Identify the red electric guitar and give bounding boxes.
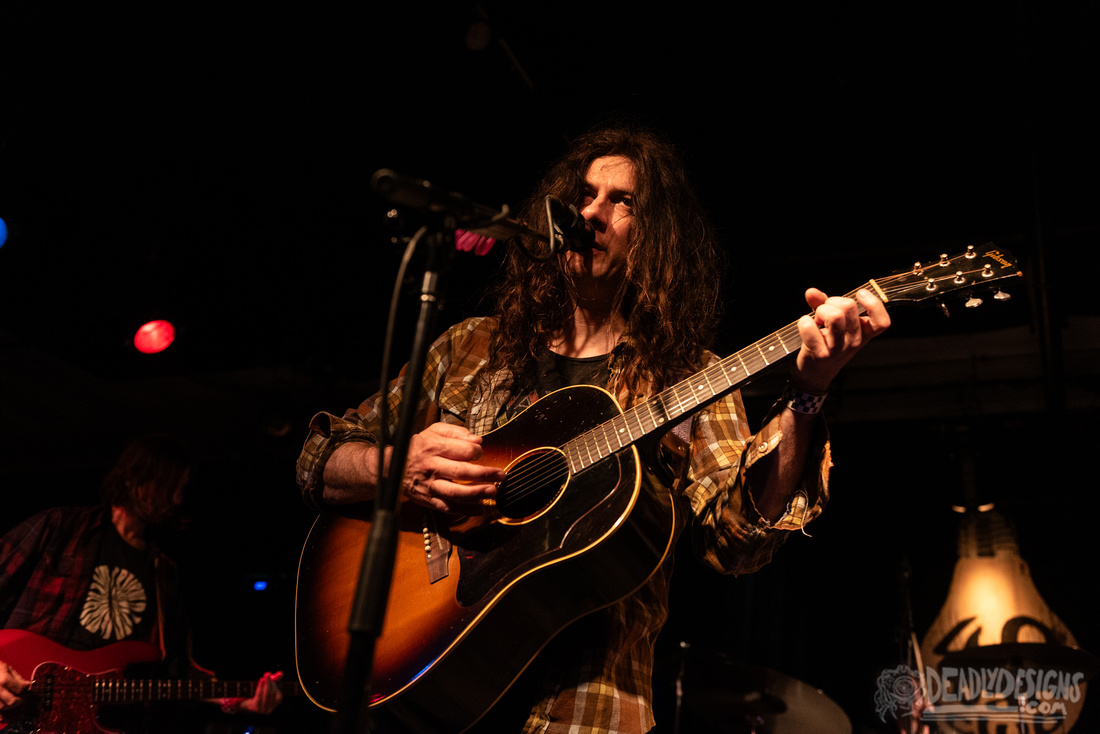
[0,629,297,734]
[294,246,1023,732]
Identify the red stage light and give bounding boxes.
[133,319,175,354]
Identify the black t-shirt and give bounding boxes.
[66,520,158,651]
[498,349,614,426]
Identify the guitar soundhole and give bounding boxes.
[496,449,569,521]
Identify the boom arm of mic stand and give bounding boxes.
[370,169,561,255]
[336,224,455,734]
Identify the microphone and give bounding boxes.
[546,197,595,252]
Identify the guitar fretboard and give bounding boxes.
[560,283,871,475]
[92,677,257,704]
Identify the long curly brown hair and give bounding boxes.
[479,123,725,405]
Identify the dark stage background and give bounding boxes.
[2,2,1098,732]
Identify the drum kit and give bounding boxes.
[655,644,852,734]
[658,642,1099,734]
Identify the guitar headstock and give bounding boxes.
[872,244,1022,308]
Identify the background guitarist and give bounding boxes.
[296,123,891,732]
[0,434,283,730]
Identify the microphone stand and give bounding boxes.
[336,217,455,734]
[334,171,588,733]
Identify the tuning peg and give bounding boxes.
[965,296,983,308]
[939,301,951,317]
[994,290,1011,301]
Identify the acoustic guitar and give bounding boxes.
[294,246,1022,732]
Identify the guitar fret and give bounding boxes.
[700,367,717,398]
[625,408,643,443]
[676,382,694,412]
[758,332,789,361]
[566,445,581,474]
[587,431,601,461]
[655,394,669,425]
[664,387,679,415]
[579,432,593,466]
[734,350,750,377]
[706,371,719,394]
[719,358,737,385]
[611,415,628,447]
[623,413,636,443]
[675,384,689,411]
[621,411,634,441]
[686,380,700,408]
[690,382,705,407]
[601,426,615,456]
[716,362,733,391]
[748,347,767,374]
[754,340,772,366]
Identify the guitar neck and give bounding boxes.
[92,678,259,705]
[555,243,1024,475]
[561,283,874,474]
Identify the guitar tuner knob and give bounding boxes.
[953,271,967,284]
[912,262,923,275]
[994,290,1011,301]
[981,264,994,278]
[925,278,938,292]
[965,245,977,259]
[966,296,984,308]
[938,254,951,267]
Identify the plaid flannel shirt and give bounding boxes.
[296,317,830,733]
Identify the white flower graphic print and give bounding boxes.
[79,565,148,641]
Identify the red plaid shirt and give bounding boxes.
[297,317,830,733]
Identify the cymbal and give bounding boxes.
[939,643,1099,677]
[660,649,851,734]
[692,688,787,719]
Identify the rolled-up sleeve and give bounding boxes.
[680,381,831,576]
[295,317,492,511]
[295,410,380,511]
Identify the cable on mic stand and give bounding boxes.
[333,171,594,732]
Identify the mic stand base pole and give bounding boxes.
[334,225,454,734]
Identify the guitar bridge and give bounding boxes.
[422,511,452,584]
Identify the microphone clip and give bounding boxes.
[546,196,595,254]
